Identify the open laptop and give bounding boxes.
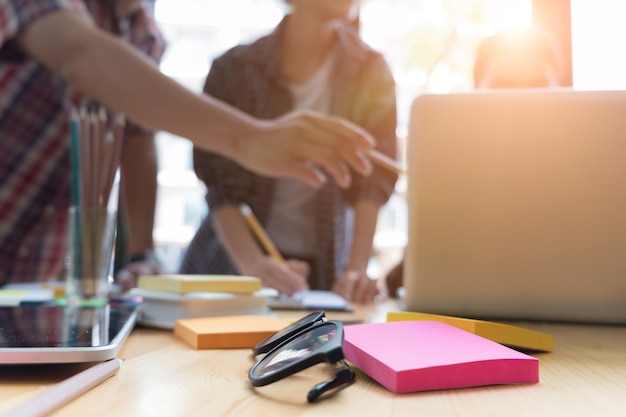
[0,298,140,364]
[403,89,626,324]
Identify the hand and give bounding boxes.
[243,256,310,296]
[115,259,163,291]
[238,111,374,189]
[332,269,379,303]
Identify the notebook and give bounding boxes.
[404,89,626,324]
[267,290,352,311]
[129,287,275,329]
[0,298,139,364]
[137,274,262,294]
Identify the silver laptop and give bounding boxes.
[404,89,626,324]
[0,300,139,364]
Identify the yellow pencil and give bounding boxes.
[240,204,286,264]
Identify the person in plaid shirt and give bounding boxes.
[0,0,375,288]
[0,0,167,287]
[180,0,398,302]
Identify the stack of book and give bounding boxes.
[129,275,277,329]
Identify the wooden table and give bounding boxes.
[1,300,626,416]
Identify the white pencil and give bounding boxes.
[0,358,122,417]
[367,149,404,175]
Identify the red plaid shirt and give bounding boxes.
[0,0,164,285]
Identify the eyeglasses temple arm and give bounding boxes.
[306,361,355,402]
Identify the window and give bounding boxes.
[570,0,626,90]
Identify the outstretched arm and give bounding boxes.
[14,10,373,188]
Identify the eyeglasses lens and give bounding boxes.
[251,325,338,378]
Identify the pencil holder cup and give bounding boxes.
[65,205,117,307]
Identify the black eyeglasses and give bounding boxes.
[248,311,355,402]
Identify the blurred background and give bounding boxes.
[146,0,626,277]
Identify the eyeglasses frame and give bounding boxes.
[249,313,355,402]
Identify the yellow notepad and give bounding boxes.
[137,274,262,294]
[174,315,290,349]
[387,312,553,352]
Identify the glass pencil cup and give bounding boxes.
[65,205,117,307]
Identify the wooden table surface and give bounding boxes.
[1,300,626,417]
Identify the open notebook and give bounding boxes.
[403,89,626,324]
[267,290,352,312]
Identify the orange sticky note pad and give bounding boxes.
[174,315,290,349]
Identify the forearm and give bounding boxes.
[16,11,256,158]
[346,200,381,272]
[120,132,158,255]
[212,206,264,274]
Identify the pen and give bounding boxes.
[0,358,122,417]
[240,204,286,264]
[367,149,404,175]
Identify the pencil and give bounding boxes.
[68,107,84,282]
[0,358,122,417]
[68,107,82,208]
[240,204,286,264]
[89,111,100,208]
[100,113,125,208]
[367,149,404,175]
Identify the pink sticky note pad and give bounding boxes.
[343,321,539,393]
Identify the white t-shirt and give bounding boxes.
[265,52,335,256]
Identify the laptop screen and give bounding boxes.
[403,89,626,324]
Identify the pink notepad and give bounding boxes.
[343,321,539,393]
